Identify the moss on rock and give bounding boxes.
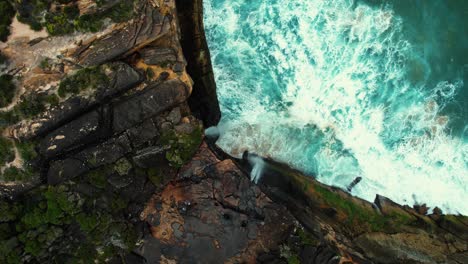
[0,181,139,263]
[160,124,203,168]
[0,136,14,165]
[0,74,16,108]
[58,66,109,98]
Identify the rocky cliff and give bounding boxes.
[0,0,466,263]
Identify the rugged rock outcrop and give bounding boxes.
[136,143,296,263]
[176,0,221,127]
[0,0,466,263]
[250,157,468,263]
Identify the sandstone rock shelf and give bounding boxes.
[0,0,466,263]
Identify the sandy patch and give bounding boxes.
[7,16,48,42]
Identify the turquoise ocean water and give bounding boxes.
[203,0,468,214]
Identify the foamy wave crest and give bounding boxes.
[204,0,468,214]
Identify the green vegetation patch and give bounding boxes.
[0,74,16,108]
[15,0,135,35]
[0,0,15,42]
[16,0,51,31]
[0,92,60,128]
[1,140,37,182]
[1,166,34,182]
[86,166,111,189]
[0,135,14,165]
[0,51,7,64]
[147,167,163,186]
[160,125,203,168]
[58,66,109,98]
[44,4,79,35]
[74,1,135,33]
[313,184,415,232]
[0,183,137,263]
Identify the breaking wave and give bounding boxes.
[204,0,468,214]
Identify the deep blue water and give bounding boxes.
[204,0,468,214]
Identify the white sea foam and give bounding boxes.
[204,0,468,214]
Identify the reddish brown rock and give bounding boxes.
[136,143,295,263]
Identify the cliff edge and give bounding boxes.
[0,0,466,263]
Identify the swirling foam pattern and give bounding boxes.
[204,0,468,214]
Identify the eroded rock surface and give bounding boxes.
[0,0,466,263]
[137,143,296,263]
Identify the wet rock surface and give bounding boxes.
[254,158,468,264]
[0,0,466,263]
[136,143,296,263]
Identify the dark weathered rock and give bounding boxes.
[166,107,181,124]
[48,158,88,185]
[125,118,159,148]
[40,109,109,159]
[176,0,221,126]
[132,146,167,168]
[113,79,190,133]
[246,156,468,264]
[94,62,144,100]
[72,3,171,66]
[107,174,133,189]
[136,143,295,263]
[75,134,133,169]
[354,232,447,263]
[39,78,188,159]
[139,47,177,65]
[14,62,143,140]
[47,134,132,184]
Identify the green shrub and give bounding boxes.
[104,1,135,23]
[58,66,109,98]
[0,51,7,64]
[15,0,135,36]
[1,140,37,182]
[146,67,155,80]
[0,176,141,262]
[0,92,61,127]
[74,14,104,33]
[0,0,15,42]
[0,74,16,107]
[39,58,50,70]
[0,136,14,165]
[16,140,37,162]
[15,0,50,31]
[76,213,99,233]
[44,5,79,36]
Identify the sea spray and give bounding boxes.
[204,0,468,214]
[246,153,265,184]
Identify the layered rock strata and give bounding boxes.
[0,0,466,263]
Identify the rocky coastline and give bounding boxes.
[0,0,466,263]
